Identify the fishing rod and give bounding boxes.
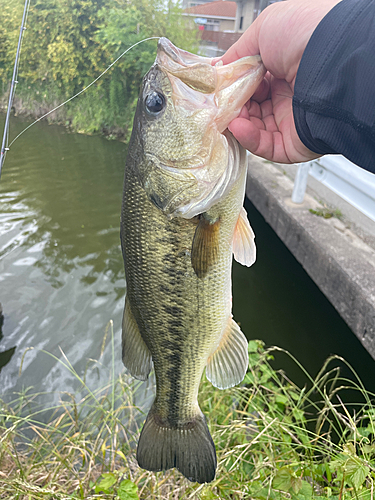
[0,0,30,179]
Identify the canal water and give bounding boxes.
[1,115,374,406]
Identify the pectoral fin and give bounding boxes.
[122,298,153,381]
[191,214,220,278]
[233,207,256,267]
[206,317,248,390]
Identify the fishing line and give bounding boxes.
[6,36,160,150]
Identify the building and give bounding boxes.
[234,0,285,33]
[184,0,284,56]
[184,1,237,33]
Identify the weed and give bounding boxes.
[1,331,375,499]
[309,206,343,220]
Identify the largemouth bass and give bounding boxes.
[120,38,265,483]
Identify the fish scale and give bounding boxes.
[120,37,265,483]
[122,170,237,418]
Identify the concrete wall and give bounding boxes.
[246,155,375,359]
[235,0,256,32]
[219,19,236,31]
[242,0,256,30]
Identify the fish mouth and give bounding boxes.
[157,37,266,133]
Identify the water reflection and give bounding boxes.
[0,115,128,399]
[2,121,126,288]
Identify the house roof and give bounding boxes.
[184,1,237,19]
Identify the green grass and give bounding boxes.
[1,324,375,499]
[309,206,343,220]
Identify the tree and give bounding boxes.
[0,0,199,138]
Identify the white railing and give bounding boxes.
[292,156,375,223]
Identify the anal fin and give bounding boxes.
[206,317,248,390]
[191,213,220,278]
[233,206,256,267]
[122,298,152,381]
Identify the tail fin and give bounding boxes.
[136,408,217,483]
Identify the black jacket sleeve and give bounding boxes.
[293,0,375,174]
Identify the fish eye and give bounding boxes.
[145,91,165,115]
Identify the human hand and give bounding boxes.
[221,0,342,164]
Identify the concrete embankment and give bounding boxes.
[246,155,375,358]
